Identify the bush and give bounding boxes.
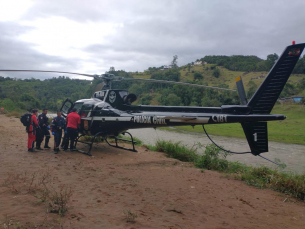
[212,68,220,78]
[0,98,18,112]
[155,140,198,162]
[195,144,229,171]
[194,72,203,80]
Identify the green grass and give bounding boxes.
[5,111,23,118]
[160,104,305,145]
[152,140,305,201]
[154,140,198,162]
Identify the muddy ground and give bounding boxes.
[0,114,304,229]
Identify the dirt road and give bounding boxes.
[0,114,304,228]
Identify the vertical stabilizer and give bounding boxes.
[248,43,305,114]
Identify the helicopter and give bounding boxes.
[1,42,304,164]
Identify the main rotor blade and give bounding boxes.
[0,70,98,78]
[121,78,236,92]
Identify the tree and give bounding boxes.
[201,97,221,107]
[171,55,178,68]
[266,53,279,70]
[293,55,305,74]
[246,81,258,99]
[212,67,220,78]
[165,93,182,106]
[141,94,152,105]
[296,78,305,92]
[164,69,180,82]
[280,83,296,98]
[187,64,191,72]
[151,69,180,82]
[194,72,203,80]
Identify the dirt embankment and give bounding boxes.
[0,114,304,228]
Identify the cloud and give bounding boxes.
[0,22,82,79]
[0,0,305,79]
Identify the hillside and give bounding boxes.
[1,54,305,112]
[127,60,305,108]
[131,63,305,92]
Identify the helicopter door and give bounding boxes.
[60,99,74,117]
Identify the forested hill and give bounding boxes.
[1,53,305,112]
[0,76,91,112]
[200,54,305,73]
[201,55,275,72]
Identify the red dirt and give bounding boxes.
[0,114,304,228]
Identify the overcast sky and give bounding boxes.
[0,0,305,80]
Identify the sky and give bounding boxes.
[0,0,305,80]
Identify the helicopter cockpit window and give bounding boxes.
[71,103,83,114]
[79,104,94,118]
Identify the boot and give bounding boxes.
[36,142,43,150]
[54,148,60,154]
[36,141,42,150]
[28,148,36,152]
[44,136,50,149]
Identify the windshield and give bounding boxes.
[72,103,83,113]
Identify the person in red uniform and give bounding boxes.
[64,107,81,151]
[28,109,39,152]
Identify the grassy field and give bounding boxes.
[161,104,305,145]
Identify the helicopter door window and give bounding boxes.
[60,99,74,117]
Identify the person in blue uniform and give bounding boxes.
[51,110,66,154]
[36,108,51,150]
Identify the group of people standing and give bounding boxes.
[27,108,81,154]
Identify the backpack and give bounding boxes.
[20,113,32,127]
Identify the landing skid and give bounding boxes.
[105,132,138,153]
[74,131,138,156]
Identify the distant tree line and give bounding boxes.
[201,54,279,72]
[0,76,91,112]
[201,53,305,74]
